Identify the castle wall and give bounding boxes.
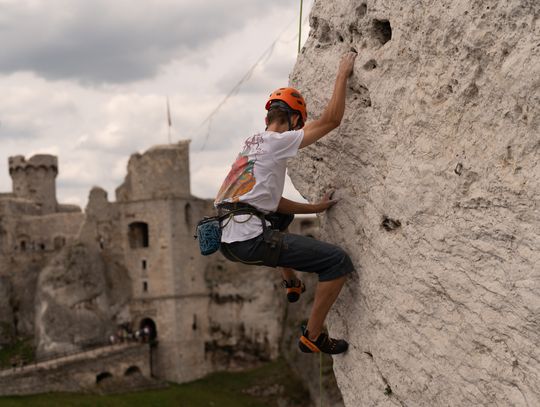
[0,343,151,396]
[11,212,84,253]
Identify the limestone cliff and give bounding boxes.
[289,1,539,406]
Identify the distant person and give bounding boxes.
[143,326,150,342]
[214,52,357,354]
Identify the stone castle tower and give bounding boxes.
[9,155,58,214]
[114,141,213,383]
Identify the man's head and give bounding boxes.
[265,88,307,131]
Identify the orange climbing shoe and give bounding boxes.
[282,279,306,303]
[298,329,349,354]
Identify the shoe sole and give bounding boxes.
[298,335,349,355]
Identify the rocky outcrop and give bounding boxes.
[289,1,539,406]
[204,256,285,370]
[35,242,131,355]
[35,188,130,355]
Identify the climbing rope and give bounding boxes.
[319,351,323,407]
[298,0,304,54]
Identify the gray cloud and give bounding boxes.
[0,0,290,84]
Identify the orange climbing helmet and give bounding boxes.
[265,87,308,124]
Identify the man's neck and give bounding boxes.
[266,123,290,133]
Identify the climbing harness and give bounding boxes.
[195,202,284,261]
[195,204,262,256]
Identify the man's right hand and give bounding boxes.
[338,51,357,78]
[299,51,357,149]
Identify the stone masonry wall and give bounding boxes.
[0,343,151,396]
[289,1,539,406]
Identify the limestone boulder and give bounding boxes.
[204,255,285,370]
[35,243,131,356]
[289,0,539,406]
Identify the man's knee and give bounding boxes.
[319,247,354,282]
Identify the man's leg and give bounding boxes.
[306,276,347,340]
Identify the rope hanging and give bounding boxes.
[298,0,304,54]
[320,352,323,407]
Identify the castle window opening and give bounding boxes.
[96,372,113,384]
[143,281,148,292]
[124,366,142,376]
[20,240,27,251]
[142,260,147,270]
[39,243,45,251]
[128,222,149,248]
[192,314,197,331]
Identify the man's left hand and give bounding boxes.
[314,190,339,213]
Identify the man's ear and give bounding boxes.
[265,116,269,126]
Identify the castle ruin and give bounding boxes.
[0,141,319,393]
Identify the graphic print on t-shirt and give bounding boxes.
[215,134,266,204]
[215,152,256,203]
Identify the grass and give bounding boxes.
[0,337,35,369]
[0,358,310,407]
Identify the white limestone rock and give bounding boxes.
[288,1,539,406]
[35,243,131,355]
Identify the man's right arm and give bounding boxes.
[299,52,357,149]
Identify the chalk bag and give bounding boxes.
[195,217,222,256]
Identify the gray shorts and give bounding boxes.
[220,214,354,282]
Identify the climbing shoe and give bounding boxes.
[282,279,306,303]
[298,329,349,354]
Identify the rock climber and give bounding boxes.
[214,51,357,354]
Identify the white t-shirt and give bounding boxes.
[214,129,304,243]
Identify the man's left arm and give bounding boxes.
[276,192,337,214]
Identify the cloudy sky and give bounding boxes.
[0,0,313,207]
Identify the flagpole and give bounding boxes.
[167,97,172,144]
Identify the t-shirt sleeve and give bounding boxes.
[268,130,304,161]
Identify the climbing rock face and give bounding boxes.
[289,1,539,406]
